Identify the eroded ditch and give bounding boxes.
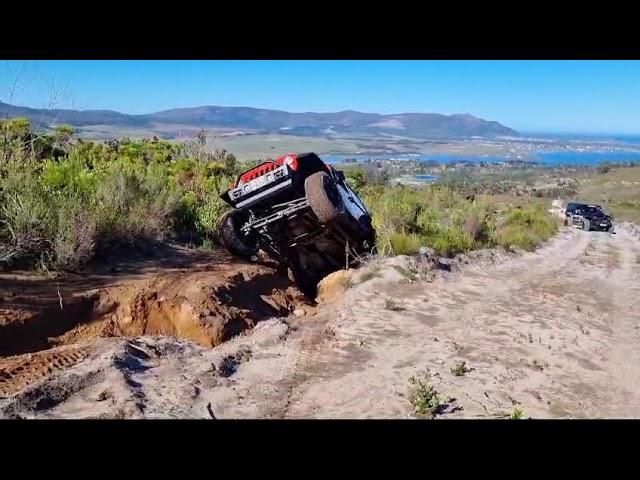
[0,262,312,398]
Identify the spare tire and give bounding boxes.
[217,209,258,259]
[305,171,345,224]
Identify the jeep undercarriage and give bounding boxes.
[218,152,375,297]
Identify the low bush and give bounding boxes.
[363,185,558,257]
[493,204,559,251]
[0,119,237,269]
[0,117,562,271]
[386,232,423,256]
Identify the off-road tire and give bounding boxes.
[218,209,259,259]
[305,171,345,224]
[288,262,321,300]
[582,219,591,231]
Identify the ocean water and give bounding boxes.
[537,150,640,165]
[414,174,439,181]
[322,150,640,167]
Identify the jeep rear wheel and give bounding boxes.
[217,209,259,259]
[305,171,345,224]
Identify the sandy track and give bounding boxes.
[277,225,640,418]
[2,225,640,418]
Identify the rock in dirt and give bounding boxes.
[316,270,353,303]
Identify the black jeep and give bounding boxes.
[565,202,614,232]
[218,152,375,296]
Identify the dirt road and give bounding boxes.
[2,225,640,418]
[276,224,640,418]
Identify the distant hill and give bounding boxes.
[0,102,518,139]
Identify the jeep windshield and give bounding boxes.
[581,206,610,218]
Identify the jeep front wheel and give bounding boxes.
[217,209,259,259]
[288,262,321,300]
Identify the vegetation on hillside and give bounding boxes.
[359,184,558,256]
[1,119,239,269]
[1,116,564,272]
[577,165,640,223]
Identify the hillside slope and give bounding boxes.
[0,101,518,139]
[2,224,640,418]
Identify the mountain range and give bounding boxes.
[0,101,518,139]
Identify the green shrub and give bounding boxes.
[0,191,53,266]
[367,185,487,257]
[408,374,443,419]
[364,184,557,258]
[1,128,240,270]
[426,227,475,257]
[384,298,405,311]
[385,232,422,256]
[510,408,524,419]
[345,169,366,192]
[92,166,181,253]
[0,164,55,266]
[392,265,418,282]
[54,199,96,269]
[492,204,558,251]
[416,208,441,236]
[41,156,96,200]
[195,196,229,236]
[451,360,472,377]
[365,186,423,235]
[463,208,489,242]
[0,121,562,271]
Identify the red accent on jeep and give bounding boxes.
[234,153,299,187]
[275,153,299,172]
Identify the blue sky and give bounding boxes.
[1,60,639,135]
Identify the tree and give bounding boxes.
[2,117,31,140]
[346,169,366,192]
[1,117,32,164]
[363,162,390,185]
[53,125,75,147]
[197,129,207,146]
[223,152,236,173]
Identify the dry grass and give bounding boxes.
[576,166,640,223]
[392,265,418,282]
[451,360,473,376]
[384,298,405,311]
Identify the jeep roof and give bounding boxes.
[567,202,603,212]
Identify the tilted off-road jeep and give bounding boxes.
[218,152,375,296]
